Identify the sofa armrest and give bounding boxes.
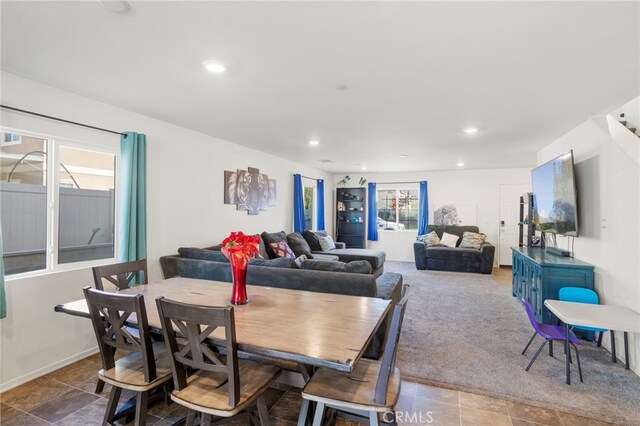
[413,241,428,270]
[334,241,346,250]
[160,255,179,278]
[479,242,495,274]
[375,272,403,303]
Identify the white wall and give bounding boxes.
[0,72,333,391]
[332,168,532,262]
[537,112,640,374]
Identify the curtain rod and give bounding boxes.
[301,175,323,181]
[1,104,128,138]
[375,181,422,185]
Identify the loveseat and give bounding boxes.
[413,225,495,274]
[159,248,403,359]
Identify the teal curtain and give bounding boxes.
[418,181,429,235]
[0,224,6,319]
[117,132,147,284]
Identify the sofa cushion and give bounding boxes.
[261,231,287,258]
[459,231,486,249]
[440,232,460,248]
[318,236,337,251]
[313,248,386,270]
[310,253,340,262]
[248,257,299,268]
[426,246,482,260]
[427,225,480,240]
[300,259,372,275]
[286,232,314,258]
[178,247,229,263]
[418,231,441,247]
[269,241,296,259]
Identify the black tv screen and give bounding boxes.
[531,151,579,236]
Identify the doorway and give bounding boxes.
[498,183,531,266]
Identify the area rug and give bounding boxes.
[388,261,640,424]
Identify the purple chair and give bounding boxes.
[521,298,583,382]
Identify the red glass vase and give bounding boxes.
[230,264,248,305]
[221,242,259,305]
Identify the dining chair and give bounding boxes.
[83,287,173,425]
[521,298,583,382]
[92,259,148,291]
[91,259,149,394]
[558,287,625,365]
[299,287,410,426]
[155,297,281,426]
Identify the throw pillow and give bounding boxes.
[293,254,307,268]
[299,259,372,275]
[269,240,296,259]
[286,232,314,258]
[177,247,229,263]
[459,231,486,249]
[440,232,460,248]
[318,236,336,251]
[418,231,441,247]
[248,258,298,268]
[261,231,287,258]
[301,230,322,251]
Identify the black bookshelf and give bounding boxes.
[336,187,366,248]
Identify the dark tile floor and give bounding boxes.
[0,354,613,425]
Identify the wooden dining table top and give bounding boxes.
[55,277,392,373]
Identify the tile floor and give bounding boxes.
[0,354,613,426]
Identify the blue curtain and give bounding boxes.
[0,224,6,319]
[293,174,305,232]
[367,182,378,241]
[316,179,325,230]
[418,180,429,235]
[117,132,147,284]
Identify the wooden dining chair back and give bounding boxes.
[155,297,241,407]
[374,287,410,405]
[83,287,172,425]
[92,259,148,291]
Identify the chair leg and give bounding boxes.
[548,340,553,357]
[369,411,380,426]
[95,378,105,394]
[257,395,271,426]
[571,344,584,383]
[135,391,148,426]
[104,386,122,424]
[522,332,537,355]
[202,413,213,426]
[312,402,326,426]
[525,340,547,371]
[297,399,310,426]
[597,331,603,347]
[610,330,617,363]
[185,410,197,426]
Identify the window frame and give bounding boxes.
[376,186,420,232]
[2,126,120,281]
[302,177,317,231]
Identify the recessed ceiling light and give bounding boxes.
[97,0,130,13]
[202,60,226,73]
[399,154,408,158]
[361,166,367,171]
[463,127,478,134]
[308,140,320,146]
[457,162,465,167]
[336,84,349,91]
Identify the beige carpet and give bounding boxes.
[387,261,640,424]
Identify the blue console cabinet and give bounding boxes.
[512,247,594,324]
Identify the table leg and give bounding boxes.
[610,330,617,363]
[565,323,571,385]
[297,363,316,426]
[624,332,630,370]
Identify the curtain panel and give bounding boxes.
[418,180,429,235]
[293,174,305,232]
[367,182,378,241]
[316,179,325,231]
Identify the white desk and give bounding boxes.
[544,300,640,384]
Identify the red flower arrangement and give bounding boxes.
[220,232,261,305]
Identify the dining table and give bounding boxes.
[55,277,392,423]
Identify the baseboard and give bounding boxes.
[0,347,99,393]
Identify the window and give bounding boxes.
[0,129,117,276]
[377,189,419,230]
[303,185,314,231]
[2,132,22,146]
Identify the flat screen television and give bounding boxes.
[531,151,579,237]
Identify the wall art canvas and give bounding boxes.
[224,167,276,215]
[433,202,477,226]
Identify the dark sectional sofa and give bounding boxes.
[413,225,495,274]
[159,248,403,359]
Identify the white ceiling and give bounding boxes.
[1,1,638,173]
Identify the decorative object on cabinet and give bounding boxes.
[336,187,366,248]
[359,177,367,186]
[511,247,594,324]
[223,167,276,215]
[337,175,351,186]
